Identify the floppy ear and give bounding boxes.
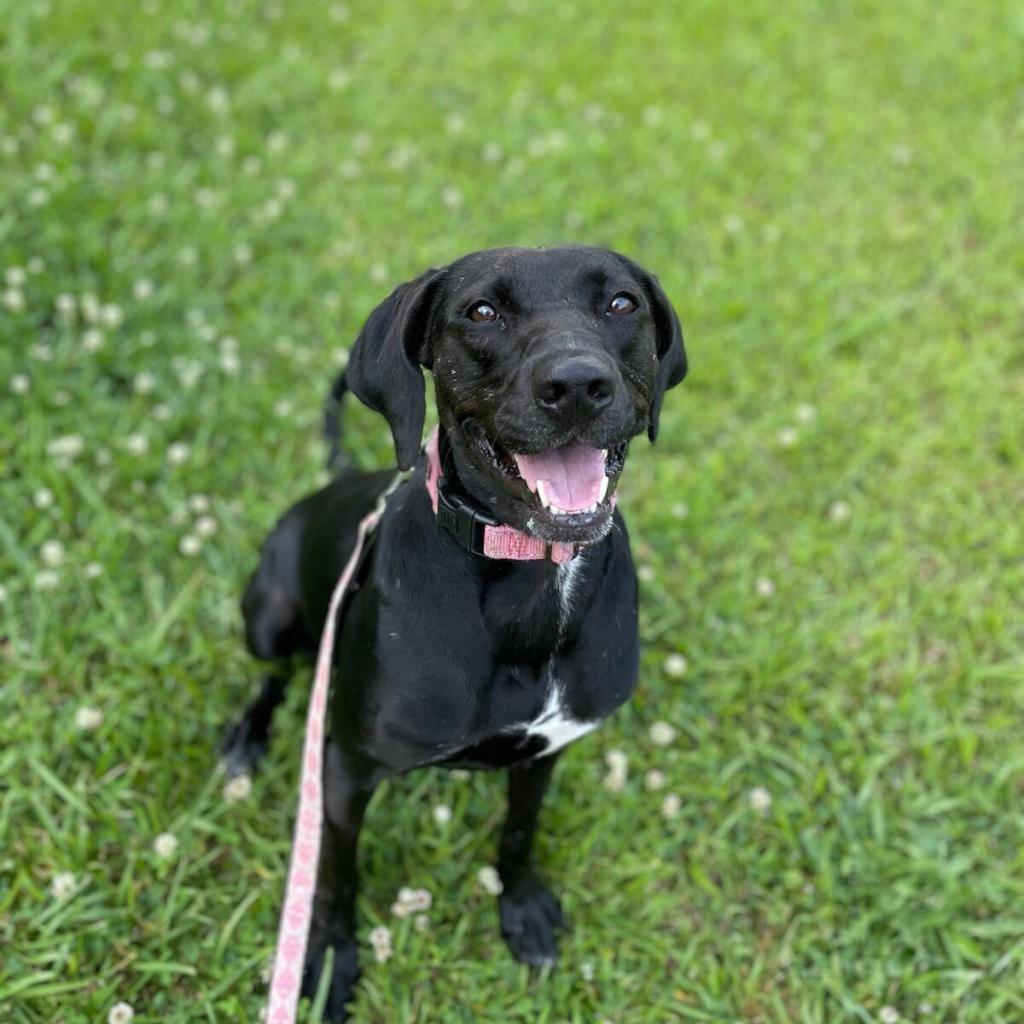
[614,255,688,442]
[346,266,447,470]
[644,272,687,442]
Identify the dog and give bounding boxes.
[222,245,687,1020]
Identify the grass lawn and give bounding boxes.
[2,0,1023,1021]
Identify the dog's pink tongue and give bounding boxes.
[514,445,607,512]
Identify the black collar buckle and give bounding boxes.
[436,476,501,556]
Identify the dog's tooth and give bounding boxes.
[537,480,551,509]
[598,477,609,502]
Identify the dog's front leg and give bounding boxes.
[302,740,376,1023]
[497,753,566,967]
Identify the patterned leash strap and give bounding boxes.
[265,473,402,1024]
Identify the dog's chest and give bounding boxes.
[519,676,598,755]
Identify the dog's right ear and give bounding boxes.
[346,266,447,470]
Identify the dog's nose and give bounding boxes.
[532,355,616,421]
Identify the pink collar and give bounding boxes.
[425,428,577,565]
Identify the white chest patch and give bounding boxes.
[522,679,598,755]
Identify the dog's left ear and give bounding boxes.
[615,255,688,442]
[346,266,447,470]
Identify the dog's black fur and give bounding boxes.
[223,246,686,1020]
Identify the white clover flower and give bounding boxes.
[649,721,676,747]
[644,769,665,791]
[755,577,776,598]
[35,570,60,590]
[179,534,202,556]
[10,373,30,394]
[124,433,149,456]
[187,494,210,514]
[661,793,681,820]
[107,1001,135,1024]
[482,142,503,163]
[273,399,293,418]
[195,515,217,538]
[82,329,104,353]
[219,352,240,374]
[642,105,663,126]
[391,886,432,918]
[84,563,103,579]
[432,803,452,826]
[637,564,656,583]
[5,266,26,286]
[891,144,912,166]
[50,871,77,899]
[100,304,123,328]
[603,749,628,791]
[369,925,393,963]
[2,288,25,312]
[879,1008,899,1024]
[0,583,7,603]
[340,158,361,179]
[153,404,171,421]
[178,246,198,265]
[75,706,103,730]
[223,774,252,802]
[441,186,463,210]
[763,223,782,243]
[40,540,64,566]
[414,913,429,932]
[34,488,53,508]
[328,69,351,91]
[166,442,190,465]
[748,786,772,813]
[232,243,252,265]
[78,292,99,322]
[206,86,230,114]
[477,866,503,895]
[450,769,471,781]
[276,178,296,200]
[215,135,235,157]
[369,263,388,283]
[329,3,349,21]
[445,113,466,135]
[723,214,744,235]
[266,130,288,153]
[795,403,816,423]
[47,435,84,459]
[691,119,710,139]
[777,426,798,447]
[31,342,53,361]
[153,832,179,859]
[27,188,49,207]
[664,653,688,678]
[133,279,154,300]
[829,500,851,523]
[133,372,156,394]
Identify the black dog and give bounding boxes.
[223,245,687,1020]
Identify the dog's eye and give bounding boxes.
[468,301,498,323]
[608,293,638,315]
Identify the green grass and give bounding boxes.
[2,0,1023,1021]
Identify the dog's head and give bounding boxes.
[346,246,687,545]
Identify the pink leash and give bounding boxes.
[265,474,401,1023]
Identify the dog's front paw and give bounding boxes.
[498,873,566,968]
[301,935,360,1023]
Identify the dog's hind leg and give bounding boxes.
[220,665,292,778]
[222,526,312,777]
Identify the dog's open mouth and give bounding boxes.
[471,424,627,519]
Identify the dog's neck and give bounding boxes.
[424,427,577,564]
